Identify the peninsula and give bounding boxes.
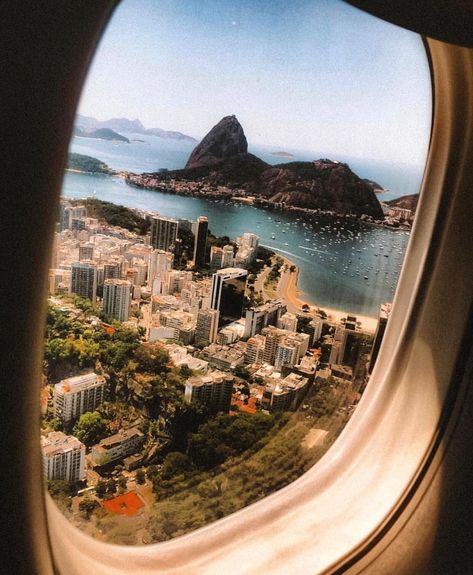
[125,115,385,221]
[67,153,110,174]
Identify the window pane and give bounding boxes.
[40,0,431,545]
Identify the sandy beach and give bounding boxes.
[273,253,378,334]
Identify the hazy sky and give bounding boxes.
[78,0,431,165]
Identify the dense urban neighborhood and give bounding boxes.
[41,198,389,544]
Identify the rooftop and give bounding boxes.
[54,372,104,393]
[41,431,83,456]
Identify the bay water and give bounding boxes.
[63,135,422,317]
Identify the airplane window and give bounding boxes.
[40,0,431,545]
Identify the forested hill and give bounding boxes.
[67,153,110,174]
[71,198,150,235]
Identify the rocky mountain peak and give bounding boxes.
[185,115,248,169]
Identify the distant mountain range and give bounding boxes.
[75,114,197,143]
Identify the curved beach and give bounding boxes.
[274,253,378,334]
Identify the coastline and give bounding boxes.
[124,174,412,232]
[272,252,378,334]
[65,168,109,176]
[70,169,412,231]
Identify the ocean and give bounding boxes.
[63,135,422,317]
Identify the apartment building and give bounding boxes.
[54,372,106,423]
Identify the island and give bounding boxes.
[74,126,130,143]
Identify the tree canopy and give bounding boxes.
[73,411,109,446]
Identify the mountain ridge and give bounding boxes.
[75,114,197,143]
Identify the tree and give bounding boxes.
[72,411,109,446]
[146,465,159,482]
[161,452,194,480]
[47,480,73,498]
[168,400,209,451]
[79,497,98,519]
[95,480,107,498]
[234,364,250,380]
[134,343,170,374]
[187,413,277,470]
[106,479,117,495]
[179,363,193,379]
[117,475,127,492]
[136,469,146,485]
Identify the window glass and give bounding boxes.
[40,0,431,545]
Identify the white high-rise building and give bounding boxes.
[195,308,220,345]
[147,249,173,292]
[210,246,223,268]
[70,261,98,303]
[103,279,132,322]
[244,299,286,337]
[235,233,259,268]
[148,249,173,282]
[41,431,86,482]
[54,372,106,423]
[221,245,235,268]
[237,232,259,249]
[278,312,298,332]
[309,316,324,345]
[274,339,300,370]
[245,335,266,364]
[133,260,148,286]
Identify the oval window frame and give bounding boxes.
[0,3,472,574]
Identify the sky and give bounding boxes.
[78,0,432,165]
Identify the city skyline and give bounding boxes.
[78,0,431,165]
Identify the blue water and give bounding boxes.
[64,135,419,317]
[71,135,424,201]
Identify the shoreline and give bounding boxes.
[272,252,378,334]
[65,168,109,176]
[124,175,412,232]
[68,169,412,232]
